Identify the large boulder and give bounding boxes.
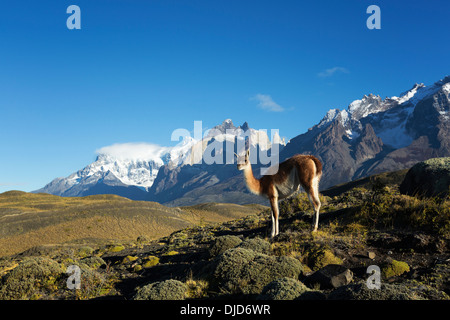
[400,157,450,198]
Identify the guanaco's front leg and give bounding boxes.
[269,196,279,238]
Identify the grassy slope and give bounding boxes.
[0,191,266,257]
[0,169,449,300]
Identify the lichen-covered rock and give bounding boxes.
[306,245,343,271]
[259,277,310,300]
[400,157,450,198]
[77,246,95,258]
[142,256,160,268]
[108,245,125,252]
[211,247,303,295]
[80,256,106,269]
[209,235,242,257]
[133,279,187,300]
[381,259,410,279]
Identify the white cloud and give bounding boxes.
[96,142,169,161]
[251,94,284,112]
[317,66,349,78]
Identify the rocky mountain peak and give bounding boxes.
[34,76,450,205]
[211,119,237,134]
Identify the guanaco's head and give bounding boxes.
[236,149,250,171]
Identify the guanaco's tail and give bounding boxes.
[309,155,322,179]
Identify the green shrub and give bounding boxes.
[133,279,187,300]
[209,235,242,257]
[328,282,421,300]
[211,248,303,295]
[185,279,209,299]
[238,238,271,255]
[259,277,310,300]
[0,257,64,300]
[279,193,311,218]
[355,186,450,236]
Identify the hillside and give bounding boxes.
[1,169,449,301]
[0,191,266,257]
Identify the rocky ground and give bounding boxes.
[0,171,449,301]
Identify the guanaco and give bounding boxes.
[236,150,322,237]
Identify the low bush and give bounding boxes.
[211,247,303,295]
[133,279,187,300]
[209,235,242,257]
[259,277,310,300]
[0,257,65,300]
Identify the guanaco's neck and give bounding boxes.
[243,164,261,195]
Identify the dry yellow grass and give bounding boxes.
[0,191,266,257]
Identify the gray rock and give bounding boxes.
[400,157,450,198]
[304,264,353,289]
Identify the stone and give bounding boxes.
[304,264,353,289]
[400,157,450,198]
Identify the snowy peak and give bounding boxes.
[204,119,285,152]
[347,93,384,121]
[36,119,284,197]
[392,83,425,105]
[310,76,450,150]
[316,109,339,129]
[211,118,236,133]
[315,94,386,131]
[394,76,450,107]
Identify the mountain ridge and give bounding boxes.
[34,75,450,204]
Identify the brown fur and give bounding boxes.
[259,155,322,198]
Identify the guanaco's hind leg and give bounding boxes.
[306,176,321,232]
[269,196,279,238]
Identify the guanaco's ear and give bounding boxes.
[234,152,238,158]
[246,149,250,157]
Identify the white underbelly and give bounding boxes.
[275,168,300,199]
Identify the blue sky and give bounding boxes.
[1,0,449,193]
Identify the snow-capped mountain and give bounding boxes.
[146,119,286,205]
[35,75,450,204]
[34,120,282,200]
[34,137,199,198]
[280,75,450,189]
[315,78,450,149]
